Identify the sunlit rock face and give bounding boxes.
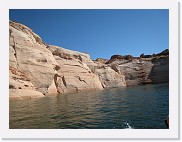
[46,45,104,94]
[106,50,169,86]
[9,21,60,100]
[87,62,126,88]
[9,20,168,100]
[9,21,104,100]
[107,58,153,86]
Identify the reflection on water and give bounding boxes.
[10,83,169,129]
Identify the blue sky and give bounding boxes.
[9,9,168,60]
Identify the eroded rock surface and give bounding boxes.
[108,58,153,85]
[9,21,60,100]
[106,50,169,85]
[9,20,168,100]
[87,62,126,88]
[149,56,169,83]
[46,45,103,94]
[9,21,105,100]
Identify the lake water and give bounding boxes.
[10,83,169,129]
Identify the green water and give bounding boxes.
[10,83,169,129]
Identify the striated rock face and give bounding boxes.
[108,58,153,85]
[149,56,169,83]
[106,51,169,86]
[9,20,168,100]
[46,45,103,94]
[47,45,92,63]
[9,21,105,100]
[9,21,60,99]
[87,62,126,88]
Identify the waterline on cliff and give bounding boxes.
[10,83,169,129]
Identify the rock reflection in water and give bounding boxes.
[10,83,169,129]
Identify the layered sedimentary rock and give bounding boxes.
[94,58,108,64]
[87,62,126,88]
[9,20,168,100]
[106,51,169,86]
[10,21,125,100]
[9,21,59,100]
[46,45,103,94]
[148,56,169,83]
[108,58,153,85]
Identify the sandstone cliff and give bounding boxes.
[9,21,126,100]
[9,20,168,100]
[9,21,58,100]
[148,56,169,83]
[46,45,103,94]
[108,58,153,85]
[87,62,126,88]
[106,51,169,86]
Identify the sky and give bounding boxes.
[9,9,169,60]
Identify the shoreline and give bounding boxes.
[10,82,169,101]
[9,20,169,101]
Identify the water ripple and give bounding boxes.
[10,83,169,129]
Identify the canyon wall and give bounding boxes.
[9,21,126,100]
[105,51,169,86]
[9,21,168,100]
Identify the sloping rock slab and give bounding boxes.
[10,89,45,101]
